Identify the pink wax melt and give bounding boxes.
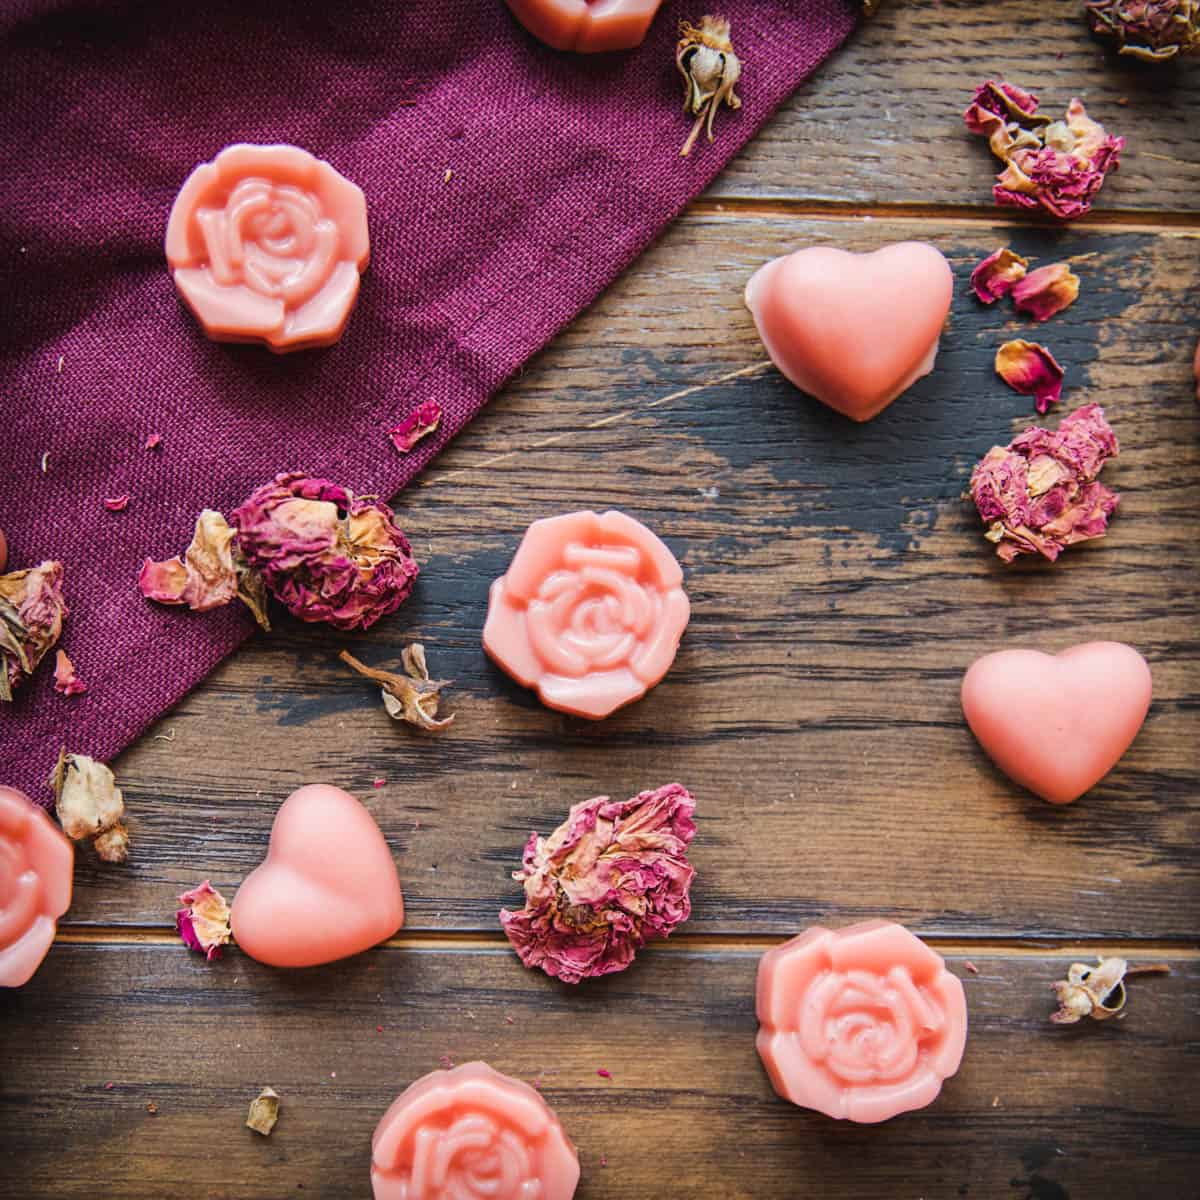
[745,242,954,422]
[504,0,663,52]
[165,144,370,352]
[230,784,403,967]
[961,642,1152,805]
[756,920,967,1124]
[0,785,73,988]
[372,1061,580,1200]
[483,510,689,719]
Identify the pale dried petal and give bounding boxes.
[177,880,232,961]
[53,649,87,696]
[246,1088,280,1136]
[51,749,129,862]
[1050,957,1170,1024]
[0,560,67,701]
[340,647,454,732]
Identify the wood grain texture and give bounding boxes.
[2,944,1196,1199]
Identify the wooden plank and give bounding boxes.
[60,212,1199,937]
[708,0,1200,213]
[1,943,1195,1198]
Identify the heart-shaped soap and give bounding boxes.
[961,642,1152,805]
[231,784,404,967]
[744,242,953,422]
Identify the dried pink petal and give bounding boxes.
[103,495,129,512]
[53,649,86,696]
[1086,0,1200,62]
[0,560,67,702]
[230,473,418,632]
[1051,956,1170,1024]
[970,403,1120,563]
[387,401,442,454]
[176,880,232,961]
[1011,262,1080,321]
[971,248,1029,304]
[996,340,1065,413]
[499,783,696,984]
[145,432,162,450]
[51,749,130,863]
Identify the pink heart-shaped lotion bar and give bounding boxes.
[231,784,403,967]
[961,642,1152,805]
[505,0,663,52]
[745,242,954,422]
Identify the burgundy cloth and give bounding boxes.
[0,0,857,803]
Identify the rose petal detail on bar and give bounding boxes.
[677,16,742,157]
[176,880,232,961]
[1011,262,1080,321]
[339,646,454,732]
[387,400,442,454]
[499,783,696,983]
[995,340,1065,414]
[0,560,67,703]
[1085,0,1200,62]
[53,650,86,697]
[971,248,1029,304]
[969,403,1120,563]
[50,749,130,863]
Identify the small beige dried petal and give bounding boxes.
[340,647,454,732]
[51,749,130,862]
[1050,956,1170,1024]
[676,16,742,157]
[246,1087,280,1136]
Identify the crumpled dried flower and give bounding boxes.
[176,880,232,961]
[140,509,271,631]
[246,1087,280,1136]
[388,400,442,454]
[971,247,1029,304]
[995,339,1065,413]
[53,650,86,696]
[1086,0,1200,61]
[0,560,67,702]
[677,17,742,157]
[970,402,1120,562]
[1051,956,1170,1024]
[964,80,1124,219]
[1012,262,1080,321]
[50,749,129,863]
[231,473,418,631]
[339,646,454,732]
[500,783,696,984]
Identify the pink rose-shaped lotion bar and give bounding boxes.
[483,511,689,719]
[505,0,663,52]
[757,920,967,1124]
[0,786,73,988]
[166,144,369,352]
[372,1061,580,1200]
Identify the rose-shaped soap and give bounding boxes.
[166,144,369,352]
[745,242,954,422]
[483,510,689,719]
[372,1061,580,1200]
[505,0,663,52]
[0,786,73,987]
[756,920,967,1123]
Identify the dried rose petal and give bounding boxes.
[388,401,442,454]
[499,783,696,984]
[246,1088,280,1136]
[971,248,1029,304]
[340,646,453,732]
[1086,0,1200,62]
[103,495,129,512]
[677,17,742,157]
[231,473,418,632]
[970,402,1120,562]
[996,340,1065,413]
[145,432,163,450]
[0,560,67,702]
[176,880,232,961]
[53,649,86,696]
[51,749,129,863]
[1011,262,1080,321]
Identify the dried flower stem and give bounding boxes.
[1050,956,1170,1024]
[340,647,454,732]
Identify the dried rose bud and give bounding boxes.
[1086,0,1200,62]
[53,650,86,697]
[995,340,1065,413]
[340,646,454,732]
[971,248,1029,304]
[50,749,130,863]
[676,17,742,157]
[0,560,67,702]
[1011,262,1080,321]
[970,402,1120,563]
[388,401,442,454]
[176,880,232,961]
[246,1087,280,1136]
[231,473,418,632]
[1051,956,1170,1024]
[500,783,696,984]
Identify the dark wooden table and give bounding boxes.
[4,4,1198,1197]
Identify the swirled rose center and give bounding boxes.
[0,838,39,944]
[409,1113,539,1199]
[525,541,662,677]
[196,177,339,307]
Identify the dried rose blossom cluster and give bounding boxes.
[500,783,696,983]
[0,560,67,701]
[964,80,1124,219]
[1085,0,1200,61]
[970,403,1119,563]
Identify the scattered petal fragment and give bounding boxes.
[0,560,67,702]
[500,783,696,983]
[246,1087,280,1136]
[996,340,1065,414]
[971,247,1029,304]
[677,16,742,157]
[176,880,232,961]
[53,650,87,696]
[1051,956,1170,1024]
[387,400,442,454]
[103,495,129,512]
[51,749,130,862]
[339,646,454,732]
[970,402,1120,563]
[1012,262,1080,321]
[1085,0,1200,61]
[145,433,163,450]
